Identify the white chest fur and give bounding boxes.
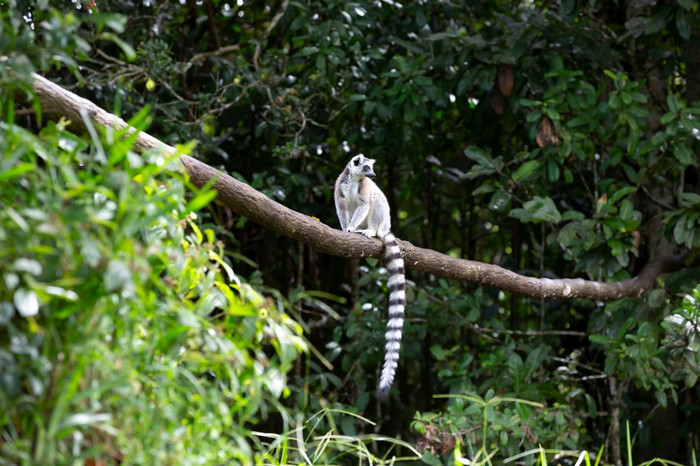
[340,179,360,213]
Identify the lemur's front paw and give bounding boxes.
[358,229,376,238]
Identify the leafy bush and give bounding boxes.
[0,115,305,463]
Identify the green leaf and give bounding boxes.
[547,159,560,182]
[512,160,540,182]
[512,196,562,224]
[403,101,416,123]
[472,184,495,196]
[510,207,533,223]
[603,69,618,80]
[667,94,680,113]
[420,452,444,466]
[673,143,695,166]
[0,162,35,182]
[609,186,637,204]
[589,334,614,345]
[585,393,598,417]
[676,9,691,40]
[660,112,676,125]
[98,32,136,61]
[519,98,542,107]
[430,345,447,360]
[544,108,560,121]
[619,199,634,220]
[289,14,307,30]
[655,389,668,408]
[464,146,493,167]
[673,214,690,245]
[295,46,319,57]
[488,190,511,212]
[567,115,589,127]
[679,192,700,206]
[315,52,326,71]
[186,189,218,213]
[87,13,127,33]
[646,10,670,35]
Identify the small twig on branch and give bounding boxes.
[470,326,588,338]
[253,0,289,69]
[15,71,697,302]
[189,43,246,64]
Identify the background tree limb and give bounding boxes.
[23,72,692,301]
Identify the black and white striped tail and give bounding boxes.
[377,232,406,399]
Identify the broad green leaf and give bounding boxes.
[519,98,542,107]
[488,190,511,211]
[679,192,700,206]
[676,9,691,40]
[589,334,614,345]
[464,146,493,167]
[673,143,695,166]
[295,46,319,57]
[609,186,637,204]
[660,111,676,125]
[514,196,562,223]
[619,199,634,221]
[667,94,680,113]
[513,160,541,182]
[646,10,670,35]
[673,215,690,245]
[420,452,443,466]
[430,345,446,360]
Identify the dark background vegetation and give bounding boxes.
[2,0,700,464]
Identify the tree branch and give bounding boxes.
[21,71,694,301]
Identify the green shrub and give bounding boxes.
[0,117,306,463]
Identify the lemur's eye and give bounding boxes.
[353,158,360,166]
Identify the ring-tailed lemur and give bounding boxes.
[334,154,406,399]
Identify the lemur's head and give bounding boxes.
[347,154,376,179]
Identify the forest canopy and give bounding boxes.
[1,0,700,464]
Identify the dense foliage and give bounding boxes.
[2,0,700,464]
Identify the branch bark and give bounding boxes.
[22,72,693,301]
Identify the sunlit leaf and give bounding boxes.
[14,288,39,317]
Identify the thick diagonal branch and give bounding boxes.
[24,72,692,300]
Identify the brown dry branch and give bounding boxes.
[23,72,692,301]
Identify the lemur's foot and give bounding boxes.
[357,229,377,238]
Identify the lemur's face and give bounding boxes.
[349,154,376,178]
